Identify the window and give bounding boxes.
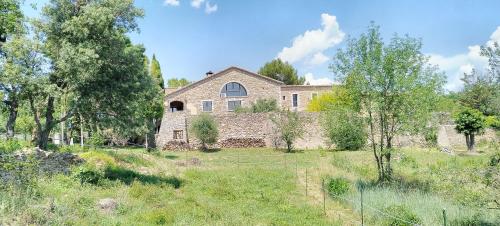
[202,101,213,112]
[221,82,247,97]
[282,96,286,100]
[173,130,183,139]
[169,101,184,112]
[228,100,241,111]
[292,94,298,107]
[312,93,318,100]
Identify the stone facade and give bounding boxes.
[157,67,332,149]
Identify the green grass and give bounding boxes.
[0,148,334,225]
[1,144,498,225]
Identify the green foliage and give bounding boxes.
[307,86,357,112]
[423,127,438,147]
[190,114,219,149]
[381,205,422,226]
[322,108,367,151]
[331,22,445,181]
[74,164,104,185]
[270,110,305,152]
[258,59,305,85]
[459,70,499,116]
[454,108,486,134]
[150,54,165,89]
[0,0,23,43]
[485,115,500,129]
[167,78,190,88]
[0,139,22,153]
[236,98,278,113]
[326,177,351,197]
[89,132,106,147]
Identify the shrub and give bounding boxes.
[326,177,350,197]
[0,139,22,153]
[489,151,500,167]
[89,131,106,147]
[251,98,277,113]
[74,164,104,185]
[190,113,218,150]
[322,108,367,151]
[382,205,422,226]
[423,127,438,147]
[270,110,305,152]
[485,115,500,130]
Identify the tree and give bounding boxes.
[190,113,218,150]
[322,108,366,151]
[150,54,164,89]
[167,78,190,88]
[459,70,499,116]
[0,35,45,139]
[0,0,23,47]
[258,59,305,85]
[0,0,24,138]
[270,109,305,152]
[454,108,486,152]
[331,23,445,181]
[26,0,147,149]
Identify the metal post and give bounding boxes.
[361,187,364,226]
[442,208,447,226]
[305,168,308,197]
[284,153,287,168]
[322,178,326,215]
[237,151,240,169]
[185,150,188,167]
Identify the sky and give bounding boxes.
[22,0,500,91]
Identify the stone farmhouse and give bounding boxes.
[156,66,331,149]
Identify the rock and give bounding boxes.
[190,157,201,166]
[218,138,266,148]
[98,198,117,213]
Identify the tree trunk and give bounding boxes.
[6,104,18,138]
[5,98,18,139]
[469,134,476,152]
[37,129,51,150]
[465,134,472,152]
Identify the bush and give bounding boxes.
[322,108,367,151]
[190,114,218,150]
[0,139,22,153]
[326,177,350,197]
[382,205,422,226]
[74,164,104,185]
[485,115,500,130]
[423,127,438,147]
[89,131,106,147]
[235,98,278,113]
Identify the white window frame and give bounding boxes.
[291,93,299,108]
[201,100,213,112]
[227,99,243,112]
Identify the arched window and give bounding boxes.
[221,82,247,97]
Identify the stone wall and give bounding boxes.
[157,112,327,150]
[157,111,498,150]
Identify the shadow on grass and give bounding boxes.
[164,155,179,160]
[358,175,432,193]
[104,166,182,188]
[199,148,221,153]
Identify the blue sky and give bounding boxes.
[23,0,500,91]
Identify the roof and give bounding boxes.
[166,66,285,98]
[280,85,334,91]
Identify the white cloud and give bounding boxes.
[191,0,205,8]
[308,52,330,65]
[277,13,345,64]
[428,26,500,91]
[164,0,180,6]
[205,1,218,14]
[304,73,335,85]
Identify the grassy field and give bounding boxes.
[0,144,499,225]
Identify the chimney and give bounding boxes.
[205,71,214,77]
